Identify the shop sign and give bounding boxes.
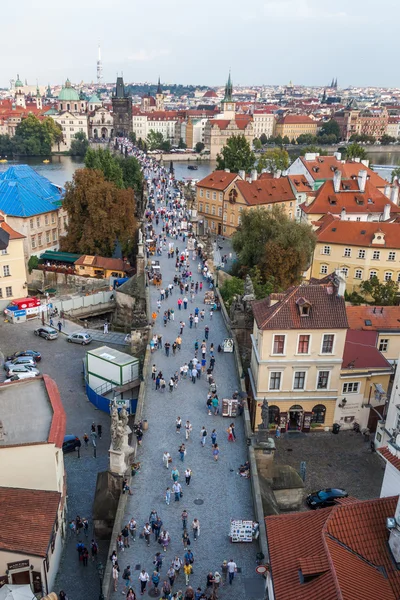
[7,559,29,570]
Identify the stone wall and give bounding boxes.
[29,269,109,295]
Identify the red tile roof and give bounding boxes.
[300,156,387,188]
[203,89,218,98]
[252,283,348,330]
[277,115,316,125]
[43,374,66,449]
[301,179,400,215]
[288,174,313,193]
[0,217,25,240]
[342,330,392,369]
[209,116,252,131]
[346,305,400,331]
[315,213,400,247]
[0,487,61,557]
[74,255,133,273]
[236,176,295,206]
[266,496,400,600]
[379,446,400,472]
[197,171,238,191]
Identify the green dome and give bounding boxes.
[89,93,101,103]
[58,78,80,101]
[15,74,23,88]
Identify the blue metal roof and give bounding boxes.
[0,165,64,217]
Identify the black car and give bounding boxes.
[6,350,42,362]
[306,488,348,509]
[62,435,81,453]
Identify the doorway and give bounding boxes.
[218,223,222,235]
[12,570,30,585]
[288,405,304,430]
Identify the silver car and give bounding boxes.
[4,356,36,371]
[6,364,40,376]
[66,332,93,345]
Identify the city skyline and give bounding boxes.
[1,0,399,89]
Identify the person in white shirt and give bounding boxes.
[172,481,182,501]
[163,451,171,469]
[138,569,149,595]
[227,559,237,585]
[185,421,192,440]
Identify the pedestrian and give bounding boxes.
[179,321,185,335]
[275,425,281,439]
[200,426,207,446]
[160,529,170,552]
[138,569,149,595]
[165,342,171,356]
[82,546,89,566]
[191,367,197,384]
[172,341,177,355]
[163,451,171,468]
[110,550,117,565]
[57,320,62,332]
[171,467,179,482]
[104,321,109,334]
[169,378,174,393]
[178,443,186,462]
[173,556,182,577]
[155,375,161,390]
[181,509,188,530]
[213,572,221,596]
[129,518,137,541]
[143,523,151,546]
[184,549,194,567]
[83,433,89,447]
[194,315,199,328]
[227,425,234,442]
[227,559,237,584]
[123,565,132,591]
[152,571,160,593]
[176,417,182,434]
[210,309,213,320]
[173,481,182,501]
[112,563,120,591]
[213,444,220,461]
[212,395,219,415]
[154,552,163,572]
[192,518,200,540]
[90,539,98,561]
[230,422,236,441]
[176,335,182,350]
[165,487,171,505]
[189,314,194,328]
[122,524,130,548]
[185,468,192,486]
[204,326,209,340]
[126,588,136,600]
[221,561,228,585]
[184,562,192,586]
[185,420,192,440]
[97,423,102,438]
[154,516,163,541]
[59,591,68,600]
[163,579,172,597]
[183,297,188,309]
[160,378,166,392]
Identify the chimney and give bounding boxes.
[384,184,391,199]
[251,169,258,182]
[238,169,245,180]
[390,186,399,206]
[361,159,370,167]
[358,169,367,193]
[333,169,341,193]
[335,268,346,297]
[333,151,342,160]
[383,204,391,221]
[261,168,268,174]
[354,157,361,163]
[274,170,282,179]
[340,207,346,220]
[224,168,230,173]
[304,152,318,161]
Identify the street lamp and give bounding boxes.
[97,562,105,600]
[216,265,221,288]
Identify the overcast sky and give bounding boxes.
[1,0,398,89]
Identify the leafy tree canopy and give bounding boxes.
[257,148,289,173]
[69,131,89,156]
[10,114,63,156]
[253,138,262,150]
[300,145,328,156]
[345,142,368,160]
[359,276,399,306]
[195,142,205,153]
[85,147,124,188]
[391,166,400,183]
[147,130,164,151]
[319,119,340,140]
[114,155,143,195]
[259,133,268,145]
[216,135,255,173]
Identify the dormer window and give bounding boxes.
[296,297,311,316]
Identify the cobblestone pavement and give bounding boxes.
[274,430,385,506]
[117,224,260,598]
[0,317,115,599]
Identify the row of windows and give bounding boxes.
[320,264,400,282]
[323,246,397,261]
[199,189,224,201]
[269,370,331,391]
[0,286,12,298]
[30,214,56,229]
[31,230,57,248]
[272,333,334,355]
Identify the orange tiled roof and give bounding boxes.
[378,446,400,472]
[197,171,238,191]
[301,179,400,215]
[300,156,387,188]
[342,330,392,369]
[0,487,61,557]
[0,217,25,240]
[209,117,252,131]
[346,305,400,331]
[315,214,400,248]
[74,255,132,273]
[288,174,313,192]
[277,115,316,124]
[236,176,295,206]
[266,496,400,600]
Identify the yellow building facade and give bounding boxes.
[275,115,318,140]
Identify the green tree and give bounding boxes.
[249,266,275,299]
[61,168,137,257]
[42,117,63,151]
[84,147,124,188]
[195,142,205,153]
[282,136,290,145]
[300,145,328,156]
[216,135,255,173]
[297,134,317,145]
[147,130,164,150]
[0,134,13,157]
[257,148,289,173]
[318,119,340,141]
[253,138,262,150]
[27,255,39,274]
[128,132,137,144]
[345,142,368,160]
[160,139,171,152]
[391,166,400,182]
[220,276,244,308]
[259,133,268,145]
[114,155,143,195]
[12,114,61,156]
[69,131,89,156]
[380,134,397,145]
[359,276,399,306]
[178,138,187,149]
[232,206,316,289]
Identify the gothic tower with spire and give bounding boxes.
[36,84,42,110]
[112,75,132,137]
[97,45,103,85]
[155,77,164,111]
[221,71,236,120]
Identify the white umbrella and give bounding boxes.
[0,585,36,600]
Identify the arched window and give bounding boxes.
[311,404,326,424]
[269,405,280,425]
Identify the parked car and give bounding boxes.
[4,372,39,383]
[34,326,58,340]
[6,350,42,362]
[66,332,93,345]
[306,488,349,509]
[6,364,40,377]
[62,435,81,453]
[4,356,37,371]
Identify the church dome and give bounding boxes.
[58,79,80,101]
[89,93,101,103]
[15,75,23,88]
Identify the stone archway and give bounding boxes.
[288,404,304,430]
[94,128,98,139]
[101,127,108,139]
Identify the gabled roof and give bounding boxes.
[266,496,400,600]
[197,171,238,191]
[315,214,400,248]
[74,255,132,273]
[378,446,400,473]
[346,305,400,331]
[288,174,313,192]
[0,487,61,557]
[299,156,387,188]
[0,217,25,240]
[0,165,63,217]
[236,176,295,206]
[252,283,348,330]
[342,330,392,370]
[301,179,400,215]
